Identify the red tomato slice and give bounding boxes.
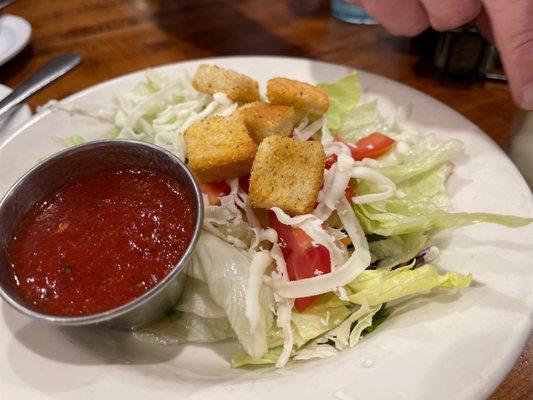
[334,132,395,161]
[238,175,250,193]
[325,154,337,169]
[198,181,230,205]
[269,212,331,312]
[345,179,357,202]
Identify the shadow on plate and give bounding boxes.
[2,302,182,365]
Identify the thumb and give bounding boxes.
[482,0,533,109]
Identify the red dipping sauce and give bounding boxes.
[8,167,195,317]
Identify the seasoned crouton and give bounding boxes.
[266,77,329,115]
[192,64,260,103]
[235,102,298,143]
[249,136,325,215]
[184,115,257,182]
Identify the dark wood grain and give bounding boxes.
[1,1,530,398]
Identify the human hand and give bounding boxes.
[349,0,533,110]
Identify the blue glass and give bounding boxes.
[330,0,377,25]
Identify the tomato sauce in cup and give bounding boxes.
[7,166,195,317]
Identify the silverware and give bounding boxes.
[0,0,19,11]
[0,140,203,329]
[0,53,82,120]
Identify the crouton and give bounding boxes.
[249,136,325,215]
[192,64,260,103]
[266,77,329,115]
[235,102,298,143]
[184,115,257,182]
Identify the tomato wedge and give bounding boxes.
[198,181,230,205]
[345,179,357,201]
[334,132,395,161]
[269,212,331,312]
[325,154,337,169]
[238,175,250,193]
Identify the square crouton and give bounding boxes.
[192,64,260,103]
[267,77,329,115]
[249,136,325,215]
[184,115,258,182]
[235,102,298,143]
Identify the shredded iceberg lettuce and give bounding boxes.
[48,71,237,161]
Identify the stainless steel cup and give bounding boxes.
[0,139,203,329]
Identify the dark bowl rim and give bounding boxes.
[0,139,204,326]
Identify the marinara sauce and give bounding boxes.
[8,167,195,316]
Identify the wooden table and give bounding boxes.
[1,1,530,398]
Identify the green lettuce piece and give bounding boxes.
[232,346,283,368]
[232,300,353,367]
[291,303,351,343]
[337,100,385,141]
[362,304,390,334]
[369,232,428,270]
[52,135,86,148]
[379,139,463,184]
[174,277,225,318]
[107,127,120,139]
[325,302,382,349]
[134,312,235,345]
[356,208,533,236]
[383,164,452,215]
[317,71,361,130]
[355,158,533,236]
[262,301,352,350]
[347,264,472,306]
[188,232,275,361]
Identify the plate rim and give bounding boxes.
[0,14,32,66]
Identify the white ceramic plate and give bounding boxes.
[0,84,32,143]
[0,14,31,66]
[0,57,532,400]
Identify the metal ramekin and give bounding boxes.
[0,139,203,329]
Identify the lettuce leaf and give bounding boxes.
[337,100,386,141]
[347,264,472,306]
[362,303,390,334]
[291,302,351,343]
[324,302,382,349]
[357,208,533,236]
[52,135,86,148]
[174,277,226,318]
[188,231,275,360]
[355,158,532,236]
[231,346,283,368]
[134,312,235,345]
[379,139,463,184]
[369,232,428,270]
[317,71,361,130]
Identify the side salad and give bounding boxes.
[49,66,532,368]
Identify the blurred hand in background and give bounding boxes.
[350,0,533,110]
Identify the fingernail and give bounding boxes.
[522,83,533,110]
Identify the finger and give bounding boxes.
[483,0,533,109]
[419,0,481,31]
[361,0,430,37]
[346,0,363,5]
[476,6,494,43]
